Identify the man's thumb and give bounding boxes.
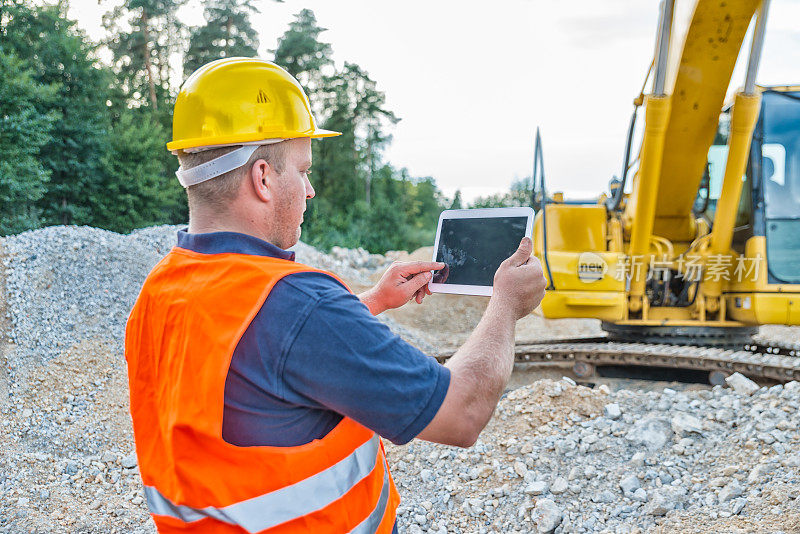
[507,237,533,267]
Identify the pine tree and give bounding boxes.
[0,49,57,234]
[103,0,186,113]
[450,190,463,209]
[184,0,260,78]
[272,9,443,253]
[273,8,333,110]
[102,0,188,230]
[95,109,185,232]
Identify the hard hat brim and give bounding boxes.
[166,128,341,152]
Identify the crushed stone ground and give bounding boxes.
[1,225,798,533]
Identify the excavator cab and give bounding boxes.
[757,89,800,285]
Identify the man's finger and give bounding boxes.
[503,237,533,268]
[397,261,446,277]
[405,270,433,295]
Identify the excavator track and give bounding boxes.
[433,338,800,384]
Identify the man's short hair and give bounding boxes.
[177,142,288,212]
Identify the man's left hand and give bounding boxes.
[359,261,445,315]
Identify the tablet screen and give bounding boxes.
[433,216,528,286]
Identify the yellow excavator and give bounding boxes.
[533,0,798,343]
[495,0,800,383]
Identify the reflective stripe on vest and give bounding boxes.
[350,457,391,534]
[144,435,385,533]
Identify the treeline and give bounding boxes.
[0,1,447,252]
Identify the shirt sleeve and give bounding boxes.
[274,273,450,445]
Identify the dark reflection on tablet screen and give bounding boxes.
[434,216,527,286]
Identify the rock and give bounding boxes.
[419,468,433,483]
[725,373,759,396]
[514,461,528,478]
[625,417,672,450]
[531,498,562,533]
[719,481,744,502]
[709,477,727,488]
[120,453,137,470]
[549,477,568,495]
[525,481,548,495]
[715,408,735,423]
[604,403,622,420]
[592,490,617,504]
[731,498,747,515]
[630,452,646,467]
[568,466,582,480]
[632,488,648,502]
[671,413,704,436]
[646,487,686,516]
[619,475,641,497]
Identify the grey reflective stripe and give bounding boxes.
[145,434,381,533]
[349,457,392,534]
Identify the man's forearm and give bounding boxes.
[445,299,517,432]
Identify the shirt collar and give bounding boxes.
[176,229,296,261]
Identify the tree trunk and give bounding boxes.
[140,10,158,110]
[61,197,68,226]
[366,132,373,206]
[225,18,232,53]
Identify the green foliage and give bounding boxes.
[273,9,332,104]
[450,190,463,209]
[0,4,446,250]
[103,0,186,115]
[471,177,534,208]
[274,10,439,253]
[1,0,112,226]
[95,110,185,232]
[184,0,260,78]
[0,49,57,234]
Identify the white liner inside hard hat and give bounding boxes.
[174,139,286,188]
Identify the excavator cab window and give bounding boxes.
[760,90,800,284]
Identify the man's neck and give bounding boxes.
[187,214,287,249]
[188,216,261,239]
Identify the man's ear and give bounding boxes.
[250,159,271,203]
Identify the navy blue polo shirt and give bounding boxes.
[176,230,450,449]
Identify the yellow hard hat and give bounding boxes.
[167,57,339,152]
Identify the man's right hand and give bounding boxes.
[491,237,547,320]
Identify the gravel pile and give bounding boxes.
[1,224,800,533]
[0,225,405,373]
[388,376,800,533]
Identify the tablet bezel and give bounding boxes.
[429,206,534,296]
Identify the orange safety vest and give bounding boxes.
[125,246,400,533]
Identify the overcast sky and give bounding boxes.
[67,0,800,202]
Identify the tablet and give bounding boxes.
[429,207,534,296]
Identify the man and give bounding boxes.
[125,58,546,533]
